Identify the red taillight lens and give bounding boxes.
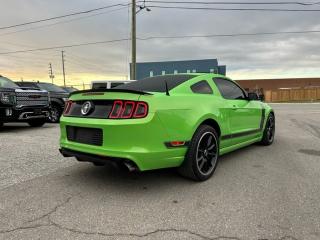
[63,100,73,115]
[121,101,135,118]
[133,102,148,118]
[109,100,123,118]
[109,100,148,119]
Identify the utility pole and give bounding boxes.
[49,63,55,84]
[61,50,66,87]
[131,0,136,80]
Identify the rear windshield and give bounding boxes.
[115,75,196,92]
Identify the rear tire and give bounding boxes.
[28,119,46,127]
[178,125,219,181]
[260,113,275,146]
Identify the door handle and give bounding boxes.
[232,105,237,110]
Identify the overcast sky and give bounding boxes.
[0,0,319,86]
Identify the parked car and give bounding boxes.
[59,74,275,181]
[61,86,78,93]
[91,80,135,90]
[15,82,69,123]
[0,76,50,127]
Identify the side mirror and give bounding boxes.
[248,92,259,101]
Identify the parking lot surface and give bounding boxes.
[0,103,319,240]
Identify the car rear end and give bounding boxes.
[59,90,187,171]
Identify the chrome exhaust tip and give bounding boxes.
[123,162,138,172]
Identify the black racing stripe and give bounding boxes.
[260,108,266,130]
[221,129,261,140]
[221,106,266,140]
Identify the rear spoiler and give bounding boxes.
[70,89,153,97]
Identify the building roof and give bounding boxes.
[136,59,218,65]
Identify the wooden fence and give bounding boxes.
[264,88,320,102]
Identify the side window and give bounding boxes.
[190,80,213,94]
[213,78,246,100]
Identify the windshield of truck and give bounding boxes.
[37,83,67,92]
[0,76,19,88]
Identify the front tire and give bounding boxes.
[49,104,62,123]
[178,125,219,181]
[28,119,46,127]
[260,113,275,146]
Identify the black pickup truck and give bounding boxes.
[0,75,50,127]
[16,82,69,123]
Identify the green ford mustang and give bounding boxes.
[59,73,275,181]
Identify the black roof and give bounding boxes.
[115,74,197,93]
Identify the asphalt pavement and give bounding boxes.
[0,103,319,240]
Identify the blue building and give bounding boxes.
[132,59,226,80]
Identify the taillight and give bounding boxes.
[109,100,148,119]
[109,100,123,118]
[63,100,73,115]
[133,102,148,118]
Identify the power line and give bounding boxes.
[66,54,112,72]
[144,1,320,6]
[0,6,129,37]
[1,29,320,55]
[0,3,130,31]
[147,5,320,11]
[0,38,130,55]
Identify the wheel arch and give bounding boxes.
[50,99,64,110]
[194,116,221,138]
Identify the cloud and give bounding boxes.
[0,0,319,85]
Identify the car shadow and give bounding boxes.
[62,162,200,195]
[61,142,270,193]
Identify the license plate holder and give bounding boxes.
[34,109,42,115]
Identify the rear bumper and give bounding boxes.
[60,147,132,165]
[59,114,188,171]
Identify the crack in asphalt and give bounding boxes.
[0,195,300,240]
[25,194,75,224]
[0,194,76,235]
[0,224,49,234]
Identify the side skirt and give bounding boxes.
[219,136,262,155]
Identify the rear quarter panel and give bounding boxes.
[139,76,230,144]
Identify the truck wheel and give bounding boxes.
[49,104,62,123]
[28,120,46,127]
[178,125,219,181]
